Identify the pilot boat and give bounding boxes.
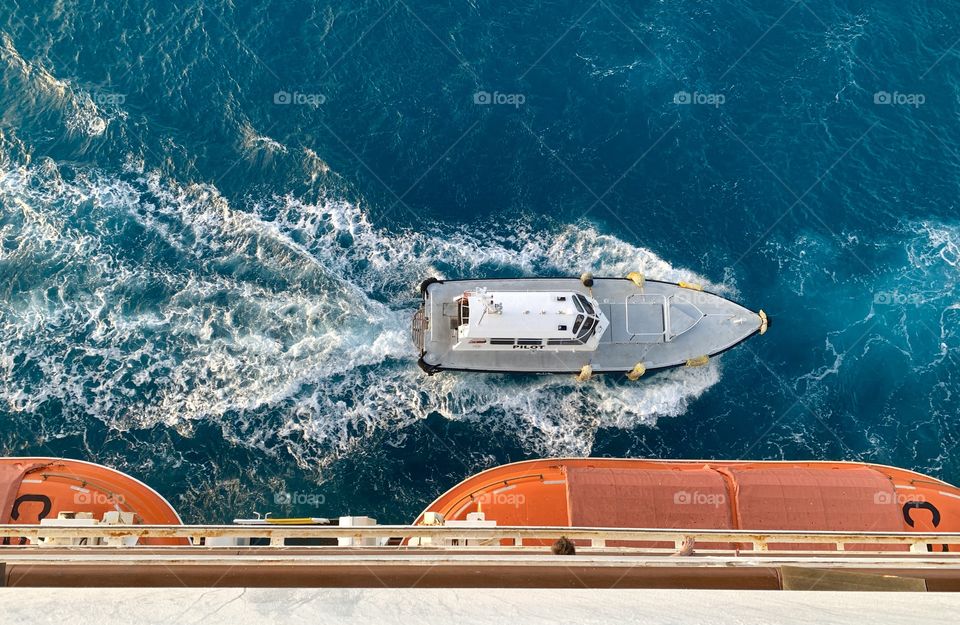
[412,274,768,375]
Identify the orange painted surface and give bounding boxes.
[0,457,183,545]
[417,458,960,550]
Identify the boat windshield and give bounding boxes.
[577,316,597,341]
[572,314,584,334]
[574,294,595,316]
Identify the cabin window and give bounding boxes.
[572,314,584,334]
[577,316,596,340]
[573,297,584,313]
[575,294,595,316]
[517,338,543,346]
[490,338,515,345]
[547,338,582,346]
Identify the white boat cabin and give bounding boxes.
[452,289,609,351]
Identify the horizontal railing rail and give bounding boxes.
[2,525,960,553]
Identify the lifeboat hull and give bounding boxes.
[0,457,183,545]
[417,458,960,551]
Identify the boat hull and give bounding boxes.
[415,277,763,374]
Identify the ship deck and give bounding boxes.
[4,588,959,625]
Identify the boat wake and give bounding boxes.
[0,153,725,464]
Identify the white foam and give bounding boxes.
[919,222,960,269]
[0,158,726,464]
[64,92,109,137]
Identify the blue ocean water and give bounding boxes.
[0,1,958,523]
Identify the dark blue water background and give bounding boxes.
[0,1,958,522]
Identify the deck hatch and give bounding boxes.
[727,467,903,533]
[565,467,733,530]
[624,294,667,340]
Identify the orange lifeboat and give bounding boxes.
[0,457,183,545]
[416,458,960,551]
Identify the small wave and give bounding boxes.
[240,123,288,156]
[0,34,115,138]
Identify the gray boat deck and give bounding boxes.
[416,277,763,374]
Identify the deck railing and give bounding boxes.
[2,524,960,554]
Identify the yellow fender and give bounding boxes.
[626,363,646,381]
[758,310,769,335]
[678,281,703,291]
[576,365,593,382]
[685,355,710,367]
[626,271,645,289]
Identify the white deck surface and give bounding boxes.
[463,290,590,338]
[1,588,957,625]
